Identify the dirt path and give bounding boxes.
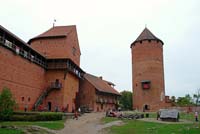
[57,112,123,134]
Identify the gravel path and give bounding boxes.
[57,112,123,134]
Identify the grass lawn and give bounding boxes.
[0,128,24,134]
[0,120,65,130]
[110,120,200,134]
[102,117,120,123]
[103,112,200,134]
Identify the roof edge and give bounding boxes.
[28,25,77,44]
[130,38,164,48]
[28,35,66,44]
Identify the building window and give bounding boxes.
[72,47,76,56]
[21,97,24,101]
[141,80,151,89]
[101,104,103,110]
[160,92,164,101]
[143,104,150,110]
[28,97,31,102]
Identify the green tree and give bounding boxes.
[176,94,193,106]
[170,96,176,106]
[0,87,17,120]
[119,90,132,110]
[193,88,200,106]
[171,96,176,102]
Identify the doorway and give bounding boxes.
[48,102,52,111]
[143,104,150,111]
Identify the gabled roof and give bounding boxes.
[28,25,76,44]
[131,27,163,47]
[84,73,121,96]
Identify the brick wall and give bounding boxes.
[0,46,46,111]
[132,40,166,111]
[43,70,65,111]
[30,27,81,66]
[63,73,79,112]
[79,78,118,112]
[79,79,96,109]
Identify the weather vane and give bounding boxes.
[53,19,56,27]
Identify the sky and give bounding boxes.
[0,0,200,98]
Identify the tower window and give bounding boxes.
[28,97,31,102]
[72,47,76,56]
[141,80,151,89]
[21,97,24,101]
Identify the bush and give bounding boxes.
[10,112,63,121]
[0,87,17,121]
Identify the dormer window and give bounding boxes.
[141,80,151,89]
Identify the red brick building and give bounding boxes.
[0,25,121,113]
[78,73,121,112]
[130,28,171,111]
[0,25,84,112]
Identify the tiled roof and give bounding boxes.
[84,73,121,95]
[28,25,75,43]
[131,27,163,47]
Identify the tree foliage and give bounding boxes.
[119,90,132,110]
[176,94,193,106]
[171,96,176,102]
[0,87,17,120]
[193,88,200,106]
[172,89,200,106]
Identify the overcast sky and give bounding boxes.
[1,0,200,97]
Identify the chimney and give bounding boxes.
[99,76,103,80]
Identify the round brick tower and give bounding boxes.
[131,28,165,111]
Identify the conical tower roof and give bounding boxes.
[131,28,163,47]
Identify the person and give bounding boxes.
[157,111,160,120]
[195,111,198,122]
[38,105,43,111]
[106,109,110,117]
[55,106,58,112]
[78,107,81,114]
[74,110,78,120]
[24,104,28,112]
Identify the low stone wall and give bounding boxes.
[169,106,200,113]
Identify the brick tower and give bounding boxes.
[130,28,165,111]
[28,26,83,112]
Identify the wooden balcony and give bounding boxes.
[47,59,85,79]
